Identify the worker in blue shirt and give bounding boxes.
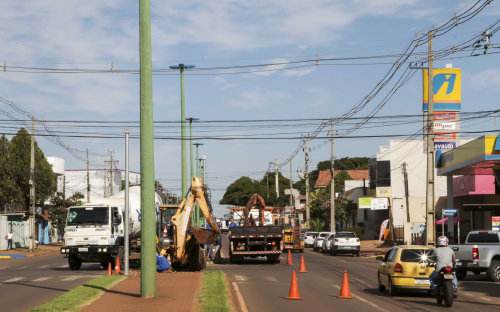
[156,254,171,272]
[229,218,238,227]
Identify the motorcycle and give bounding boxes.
[428,262,457,307]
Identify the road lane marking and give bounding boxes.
[33,277,53,282]
[232,282,248,312]
[3,277,24,283]
[234,275,247,282]
[332,284,387,312]
[61,276,85,281]
[38,265,49,269]
[267,276,278,282]
[15,266,28,270]
[59,265,68,268]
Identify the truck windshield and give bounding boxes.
[67,207,109,226]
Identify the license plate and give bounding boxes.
[414,279,430,285]
[78,247,88,252]
[456,260,462,266]
[444,274,454,279]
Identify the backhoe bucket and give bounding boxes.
[191,227,219,245]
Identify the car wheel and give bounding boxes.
[487,260,500,282]
[378,273,386,292]
[355,251,360,257]
[387,277,398,296]
[68,255,82,270]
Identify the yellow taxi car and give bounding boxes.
[377,245,435,296]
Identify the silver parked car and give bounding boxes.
[322,233,336,253]
[313,232,332,252]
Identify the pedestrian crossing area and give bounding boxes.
[1,274,99,284]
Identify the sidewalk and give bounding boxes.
[81,271,203,312]
[360,240,390,257]
[0,243,61,258]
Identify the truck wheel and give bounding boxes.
[267,255,280,264]
[230,254,243,264]
[299,249,304,253]
[456,269,467,280]
[68,255,82,270]
[487,260,500,282]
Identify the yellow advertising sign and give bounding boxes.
[423,68,461,111]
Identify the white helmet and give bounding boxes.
[437,235,449,246]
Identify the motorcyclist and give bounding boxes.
[429,235,458,293]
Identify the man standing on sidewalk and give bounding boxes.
[7,230,13,250]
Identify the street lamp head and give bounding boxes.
[185,117,200,121]
[194,142,204,146]
[169,64,196,70]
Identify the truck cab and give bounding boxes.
[61,204,124,270]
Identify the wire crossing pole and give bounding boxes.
[426,29,436,247]
[304,136,310,225]
[29,116,35,253]
[330,123,335,233]
[139,0,156,298]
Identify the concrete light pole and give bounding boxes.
[194,143,204,178]
[186,117,199,226]
[169,64,195,197]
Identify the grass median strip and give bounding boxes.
[29,275,126,312]
[199,270,230,312]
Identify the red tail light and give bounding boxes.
[445,267,452,272]
[394,263,403,273]
[472,247,479,260]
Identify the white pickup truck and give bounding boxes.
[449,230,500,282]
[330,231,360,257]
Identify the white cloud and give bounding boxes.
[469,69,500,90]
[252,58,288,76]
[229,88,288,109]
[213,76,238,90]
[285,67,317,77]
[306,87,331,107]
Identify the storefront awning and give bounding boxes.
[437,134,500,176]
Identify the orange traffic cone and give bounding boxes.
[286,249,293,266]
[114,257,121,274]
[298,255,307,273]
[338,270,352,299]
[107,262,112,276]
[286,271,303,300]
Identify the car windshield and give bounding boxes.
[319,233,328,238]
[306,232,318,237]
[336,232,356,238]
[67,207,109,226]
[400,249,433,263]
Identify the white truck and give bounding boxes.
[60,186,162,270]
[450,230,500,282]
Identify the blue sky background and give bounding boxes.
[0,1,499,216]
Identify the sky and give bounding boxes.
[0,0,499,217]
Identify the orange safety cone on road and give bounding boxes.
[286,249,293,266]
[114,257,121,274]
[107,262,112,276]
[298,255,307,273]
[338,270,352,299]
[286,271,303,300]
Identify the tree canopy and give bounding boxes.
[0,128,56,211]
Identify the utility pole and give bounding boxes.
[330,123,335,233]
[289,160,293,207]
[86,149,90,203]
[275,159,279,198]
[29,116,35,253]
[139,0,156,297]
[105,151,118,196]
[124,128,130,276]
[426,29,436,246]
[402,162,410,222]
[304,136,310,224]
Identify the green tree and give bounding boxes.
[0,135,23,211]
[309,218,325,232]
[49,192,84,239]
[334,170,352,193]
[220,177,263,206]
[8,128,56,209]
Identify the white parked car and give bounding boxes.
[303,231,318,248]
[313,232,332,252]
[322,233,336,253]
[330,232,360,256]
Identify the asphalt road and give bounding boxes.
[0,253,104,312]
[210,235,500,312]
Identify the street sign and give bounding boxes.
[443,209,457,217]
